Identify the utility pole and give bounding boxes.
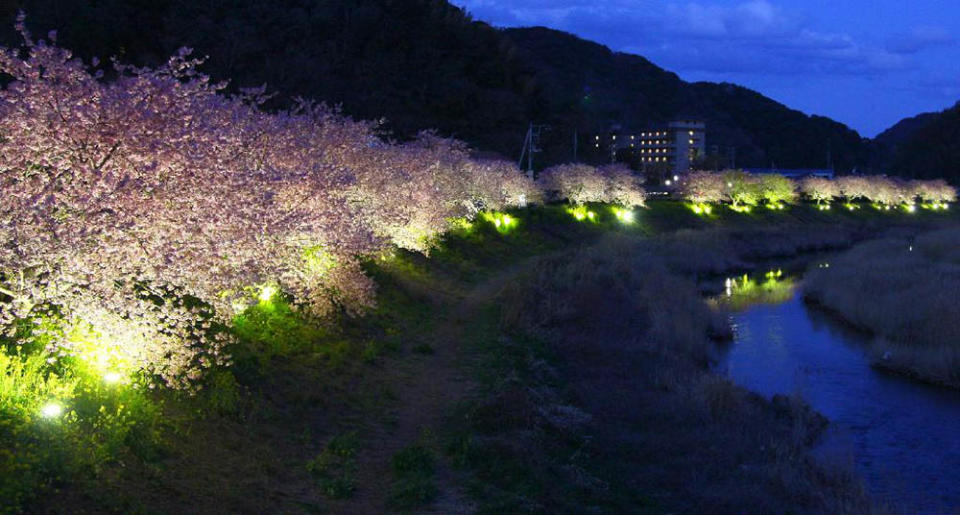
[519,123,531,173]
[518,123,548,177]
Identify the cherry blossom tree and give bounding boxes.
[677,171,724,205]
[799,177,840,205]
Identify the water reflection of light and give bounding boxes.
[715,272,797,311]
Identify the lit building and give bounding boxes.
[594,120,706,173]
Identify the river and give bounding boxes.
[713,272,960,513]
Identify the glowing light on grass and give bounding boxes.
[567,206,597,223]
[481,212,518,233]
[817,204,831,211]
[41,402,63,418]
[845,203,859,211]
[904,204,917,213]
[689,203,714,215]
[259,284,278,303]
[612,207,635,224]
[729,205,752,213]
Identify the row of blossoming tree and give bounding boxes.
[678,170,956,214]
[0,20,550,391]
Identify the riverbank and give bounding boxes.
[14,201,960,512]
[804,228,960,389]
[719,279,960,512]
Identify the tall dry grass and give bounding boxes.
[804,228,960,387]
[496,234,873,512]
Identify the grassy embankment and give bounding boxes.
[6,200,958,513]
[805,226,960,388]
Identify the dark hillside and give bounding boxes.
[878,102,960,181]
[2,0,872,170]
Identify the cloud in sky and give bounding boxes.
[886,25,954,55]
[454,0,960,136]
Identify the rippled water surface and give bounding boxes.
[716,282,960,513]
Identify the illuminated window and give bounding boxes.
[688,131,694,136]
[631,135,635,139]
[689,139,694,145]
[595,135,599,140]
[612,135,616,140]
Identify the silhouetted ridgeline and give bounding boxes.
[878,102,960,182]
[3,0,954,176]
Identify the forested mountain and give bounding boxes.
[872,103,960,181]
[0,0,876,171]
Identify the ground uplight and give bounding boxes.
[259,284,278,302]
[41,402,63,418]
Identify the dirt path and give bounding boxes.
[328,264,528,514]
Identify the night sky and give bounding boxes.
[452,0,960,138]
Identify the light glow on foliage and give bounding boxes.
[103,372,123,384]
[259,284,278,303]
[817,204,831,211]
[567,205,597,222]
[481,212,518,233]
[66,322,138,381]
[303,246,337,277]
[729,205,752,213]
[449,217,474,232]
[612,207,635,224]
[40,402,63,418]
[231,299,251,313]
[690,203,714,215]
[904,204,917,213]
